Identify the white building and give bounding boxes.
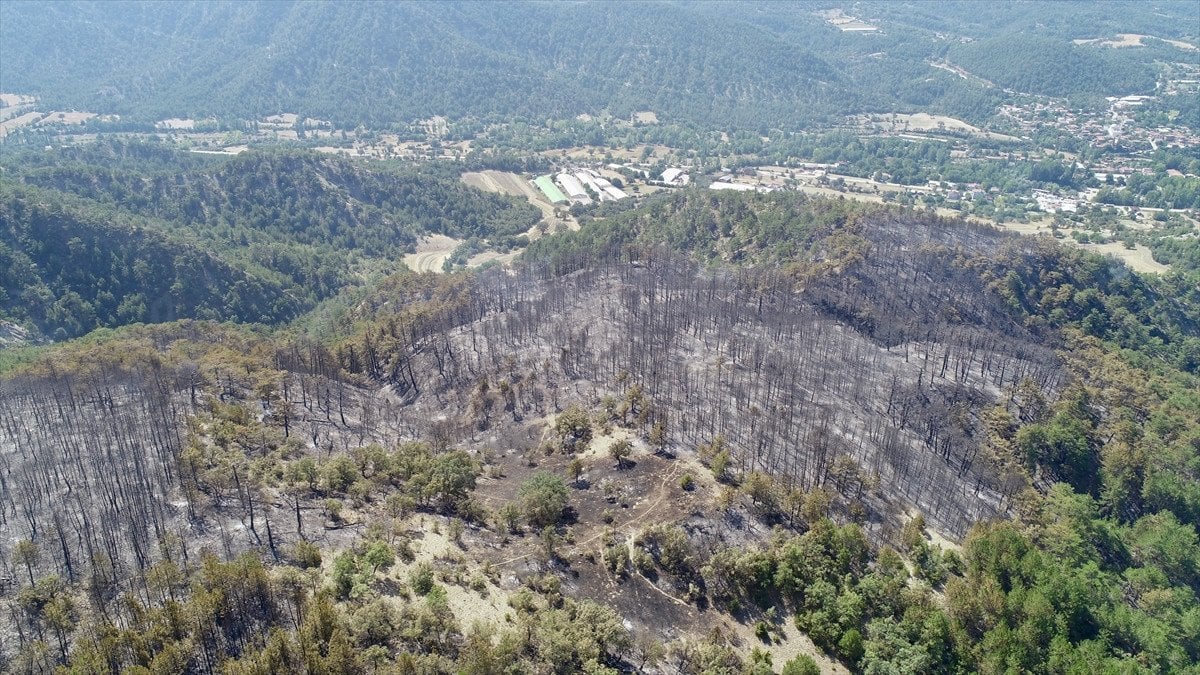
[1033,190,1078,213]
[660,168,689,185]
[567,168,630,201]
[709,181,757,192]
[556,173,592,204]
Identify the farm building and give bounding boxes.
[660,168,690,186]
[709,181,757,192]
[574,171,602,191]
[533,175,569,204]
[574,170,628,201]
[556,173,593,204]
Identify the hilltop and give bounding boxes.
[2,187,1198,672]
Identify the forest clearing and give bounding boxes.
[402,234,462,273]
[857,112,1020,142]
[1073,33,1198,50]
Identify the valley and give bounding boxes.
[0,2,1198,674]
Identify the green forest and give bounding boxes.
[0,142,538,340]
[3,1,1191,131]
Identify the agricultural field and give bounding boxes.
[540,143,673,163]
[991,218,1173,274]
[1073,33,1198,51]
[0,110,42,137]
[402,234,463,273]
[461,169,576,239]
[1077,240,1170,273]
[36,111,95,125]
[858,112,1021,142]
[461,170,539,201]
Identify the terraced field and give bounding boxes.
[462,169,576,238]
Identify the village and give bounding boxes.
[2,60,1197,277]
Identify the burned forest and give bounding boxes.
[4,1,1200,668]
[1,185,1198,674]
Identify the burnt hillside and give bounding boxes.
[341,210,1065,537]
[3,202,1197,672]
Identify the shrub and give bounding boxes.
[555,405,593,452]
[410,563,435,595]
[781,654,820,675]
[291,540,323,569]
[321,455,359,493]
[519,470,569,528]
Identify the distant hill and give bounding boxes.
[0,181,303,338]
[3,1,1192,130]
[0,142,540,339]
[948,36,1158,99]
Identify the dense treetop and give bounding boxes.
[3,1,1194,130]
[0,142,539,340]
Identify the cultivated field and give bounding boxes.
[461,169,577,240]
[466,250,521,268]
[862,112,1020,142]
[0,111,43,137]
[993,219,1171,274]
[1077,241,1170,274]
[462,170,539,201]
[1074,33,1198,50]
[37,111,96,125]
[402,234,463,273]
